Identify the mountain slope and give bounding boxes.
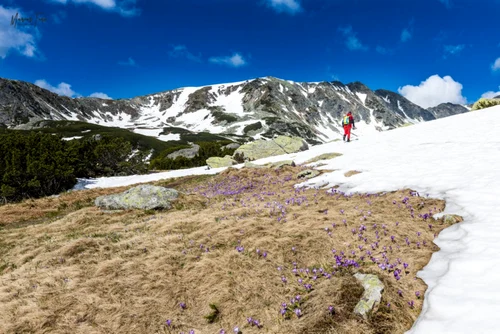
[427,102,469,118]
[0,77,469,144]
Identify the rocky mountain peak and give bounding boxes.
[0,76,470,144]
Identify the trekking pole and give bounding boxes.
[350,131,358,137]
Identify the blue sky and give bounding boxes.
[1,0,500,108]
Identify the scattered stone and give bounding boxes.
[297,169,320,179]
[443,214,463,224]
[353,273,385,320]
[269,160,296,169]
[206,155,237,168]
[167,144,200,159]
[95,185,178,210]
[303,153,342,165]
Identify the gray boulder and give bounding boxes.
[353,273,384,319]
[167,144,200,159]
[297,169,320,179]
[95,185,178,210]
[269,160,296,169]
[234,136,308,161]
[223,143,241,150]
[206,155,236,168]
[273,136,308,153]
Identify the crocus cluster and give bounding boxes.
[246,317,263,328]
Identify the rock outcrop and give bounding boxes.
[206,156,237,168]
[95,185,178,210]
[234,136,308,161]
[353,273,384,319]
[167,144,200,159]
[297,169,320,179]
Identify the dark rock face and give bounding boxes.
[0,76,470,144]
[374,89,435,122]
[428,103,469,119]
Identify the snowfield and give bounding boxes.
[74,106,500,333]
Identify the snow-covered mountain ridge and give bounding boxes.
[0,76,469,143]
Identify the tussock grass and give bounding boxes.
[0,166,459,333]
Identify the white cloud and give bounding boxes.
[443,44,465,58]
[338,26,368,51]
[90,92,112,99]
[398,75,467,108]
[118,57,136,66]
[401,28,412,42]
[47,0,140,17]
[481,87,500,99]
[209,53,247,67]
[35,79,79,97]
[0,6,39,59]
[266,0,302,15]
[492,57,500,71]
[168,45,201,62]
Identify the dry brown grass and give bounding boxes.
[0,166,460,334]
[344,171,362,178]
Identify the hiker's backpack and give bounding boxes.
[343,115,350,125]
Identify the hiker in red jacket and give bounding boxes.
[342,111,356,142]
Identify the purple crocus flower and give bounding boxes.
[328,305,335,314]
[166,319,172,327]
[415,291,421,298]
[180,302,186,309]
[220,330,226,334]
[233,326,240,333]
[294,308,302,317]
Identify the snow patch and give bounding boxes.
[62,136,83,141]
[356,93,367,106]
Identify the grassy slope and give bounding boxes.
[0,162,461,334]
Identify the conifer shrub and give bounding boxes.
[471,98,500,110]
[150,141,237,170]
[0,132,149,203]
